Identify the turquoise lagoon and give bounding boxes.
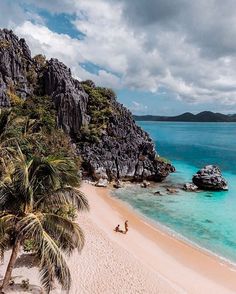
[113,122,236,263]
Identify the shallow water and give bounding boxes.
[113,122,236,263]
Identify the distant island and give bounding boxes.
[134,111,236,122]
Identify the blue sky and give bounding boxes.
[2,0,236,115]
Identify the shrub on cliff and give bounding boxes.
[79,83,114,142]
[0,95,80,168]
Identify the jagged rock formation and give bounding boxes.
[0,28,174,182]
[0,29,32,106]
[78,92,174,181]
[43,59,89,135]
[192,165,228,191]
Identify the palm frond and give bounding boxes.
[0,234,11,262]
[0,214,16,261]
[19,213,71,291]
[39,259,54,294]
[41,187,89,212]
[42,213,85,253]
[0,110,10,137]
[0,145,88,292]
[38,230,71,291]
[29,157,60,192]
[0,183,21,212]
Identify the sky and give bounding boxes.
[1,0,236,115]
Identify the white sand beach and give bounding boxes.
[1,182,236,293]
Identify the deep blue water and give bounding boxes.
[113,122,236,263]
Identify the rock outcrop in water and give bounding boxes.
[192,165,228,191]
[0,28,175,182]
[183,183,198,192]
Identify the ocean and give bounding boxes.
[113,122,236,264]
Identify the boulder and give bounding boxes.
[154,190,163,196]
[113,180,122,189]
[192,165,228,191]
[95,178,108,187]
[183,183,198,192]
[166,187,178,194]
[140,180,150,188]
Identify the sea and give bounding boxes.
[113,122,236,264]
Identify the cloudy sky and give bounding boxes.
[2,0,236,115]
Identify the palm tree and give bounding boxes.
[0,148,89,292]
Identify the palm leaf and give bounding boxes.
[41,213,85,253]
[39,259,54,294]
[19,213,71,291]
[41,187,89,212]
[0,110,10,137]
[0,214,16,261]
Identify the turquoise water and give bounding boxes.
[113,122,236,263]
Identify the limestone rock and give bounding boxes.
[95,178,108,187]
[0,29,33,106]
[154,191,163,196]
[140,180,150,188]
[183,183,198,192]
[113,180,122,189]
[192,165,228,191]
[43,58,89,135]
[166,187,178,194]
[0,29,175,183]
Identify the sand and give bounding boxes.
[1,182,236,293]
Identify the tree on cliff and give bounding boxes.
[0,148,89,292]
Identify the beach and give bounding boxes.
[78,183,236,294]
[1,182,236,293]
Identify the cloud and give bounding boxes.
[119,0,236,105]
[0,0,40,28]
[3,0,236,106]
[15,21,121,89]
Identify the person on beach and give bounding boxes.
[124,220,128,234]
[114,224,121,232]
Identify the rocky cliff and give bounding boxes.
[0,28,174,181]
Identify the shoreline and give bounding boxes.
[111,184,236,270]
[1,182,236,293]
[81,182,236,293]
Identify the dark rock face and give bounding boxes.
[0,29,175,182]
[43,59,89,135]
[79,98,175,181]
[0,29,33,106]
[192,165,228,191]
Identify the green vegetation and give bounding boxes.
[33,54,47,68]
[79,81,114,143]
[7,91,23,107]
[0,150,89,292]
[0,40,10,49]
[26,55,47,91]
[156,155,171,164]
[0,94,87,292]
[2,95,79,163]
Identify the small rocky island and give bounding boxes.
[192,165,228,191]
[0,29,174,183]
